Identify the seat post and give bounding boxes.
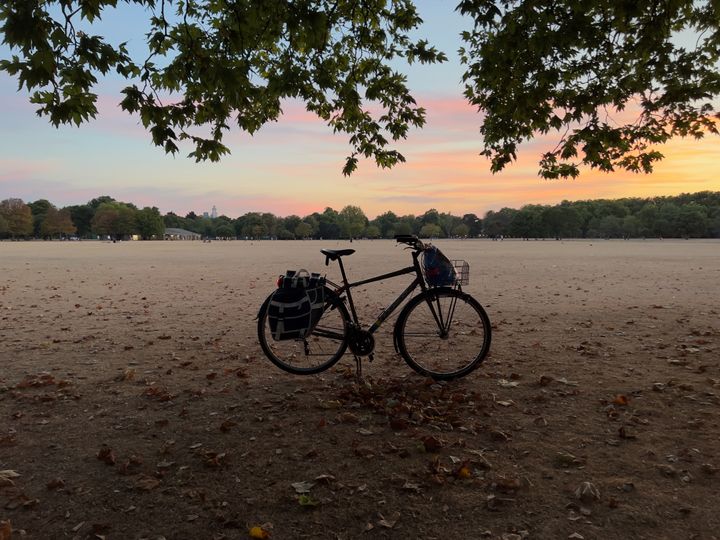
[336,257,359,323]
[337,257,349,285]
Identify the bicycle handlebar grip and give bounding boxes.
[394,234,425,250]
[394,234,417,243]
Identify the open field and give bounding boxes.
[1,239,719,540]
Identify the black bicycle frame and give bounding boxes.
[329,250,428,334]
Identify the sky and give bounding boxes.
[1,2,719,219]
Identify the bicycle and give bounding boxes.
[256,235,492,380]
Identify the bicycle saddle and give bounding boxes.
[321,249,355,265]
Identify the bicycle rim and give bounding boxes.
[396,289,491,380]
[257,293,350,375]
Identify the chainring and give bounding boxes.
[348,328,375,356]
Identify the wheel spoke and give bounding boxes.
[398,289,491,380]
[258,293,349,374]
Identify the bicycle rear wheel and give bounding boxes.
[257,289,350,374]
[395,288,491,380]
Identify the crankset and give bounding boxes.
[348,327,375,357]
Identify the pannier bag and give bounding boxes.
[268,269,326,341]
[422,246,457,287]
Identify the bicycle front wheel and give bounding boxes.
[395,288,491,380]
[257,289,350,375]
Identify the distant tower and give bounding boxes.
[211,205,218,219]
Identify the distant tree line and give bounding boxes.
[0,196,164,240]
[1,192,719,240]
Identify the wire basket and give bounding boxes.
[451,260,470,285]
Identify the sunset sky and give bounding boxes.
[1,2,719,219]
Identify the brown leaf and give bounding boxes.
[453,460,473,479]
[0,520,10,540]
[612,395,630,406]
[575,481,600,503]
[314,474,336,484]
[422,435,444,453]
[493,476,523,493]
[219,419,237,433]
[46,478,65,490]
[203,451,228,468]
[337,412,359,424]
[96,446,116,466]
[0,470,20,488]
[142,386,174,402]
[135,475,161,491]
[249,525,271,539]
[389,417,409,430]
[538,375,554,386]
[353,447,375,458]
[377,511,400,529]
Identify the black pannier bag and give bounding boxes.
[268,269,326,341]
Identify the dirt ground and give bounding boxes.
[0,238,719,540]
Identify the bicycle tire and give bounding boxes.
[257,288,350,375]
[394,287,491,380]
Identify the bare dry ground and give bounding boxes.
[1,239,719,540]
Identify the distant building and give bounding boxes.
[211,205,218,219]
[202,212,209,219]
[164,227,201,240]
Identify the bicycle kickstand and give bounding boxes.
[354,355,363,381]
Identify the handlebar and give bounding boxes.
[394,235,427,251]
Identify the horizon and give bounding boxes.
[4,189,719,222]
[1,2,719,217]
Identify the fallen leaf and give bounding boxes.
[0,519,10,540]
[454,461,473,479]
[0,470,20,488]
[493,476,523,492]
[314,474,335,484]
[575,481,600,503]
[249,525,270,539]
[46,478,65,490]
[337,412,359,424]
[612,395,629,406]
[291,481,315,494]
[422,435,444,453]
[538,375,554,386]
[96,446,116,466]
[389,417,409,430]
[297,494,319,507]
[219,419,237,433]
[318,400,342,410]
[377,511,400,529]
[402,481,421,493]
[554,451,585,469]
[135,475,160,491]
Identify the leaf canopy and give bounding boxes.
[1,0,718,178]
